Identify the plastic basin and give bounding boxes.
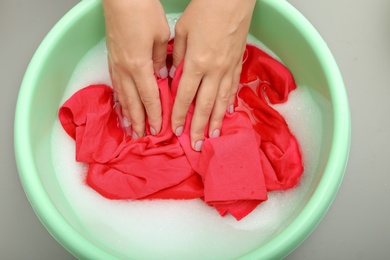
[14,0,350,258]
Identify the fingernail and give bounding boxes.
[228,104,234,114]
[194,140,204,152]
[175,125,183,136]
[211,129,220,138]
[122,117,132,136]
[124,127,132,136]
[150,126,157,136]
[159,65,168,79]
[122,117,131,128]
[169,66,176,78]
[131,131,139,140]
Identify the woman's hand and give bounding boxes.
[103,0,170,138]
[171,0,256,151]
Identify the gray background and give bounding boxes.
[1,0,389,259]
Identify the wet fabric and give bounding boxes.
[58,43,303,220]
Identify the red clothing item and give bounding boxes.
[58,43,303,220]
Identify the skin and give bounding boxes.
[103,0,256,150]
[103,0,170,138]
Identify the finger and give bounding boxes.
[107,55,114,85]
[190,75,220,151]
[131,62,162,135]
[153,32,169,78]
[208,75,232,138]
[108,54,117,89]
[108,57,131,134]
[114,75,146,139]
[171,66,203,137]
[227,62,242,113]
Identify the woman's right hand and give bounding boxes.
[103,0,170,138]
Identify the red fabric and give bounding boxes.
[58,43,303,220]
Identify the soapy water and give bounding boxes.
[51,13,330,259]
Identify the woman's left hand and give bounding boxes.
[171,0,256,151]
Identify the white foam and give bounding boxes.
[166,13,181,39]
[61,41,111,103]
[51,17,330,259]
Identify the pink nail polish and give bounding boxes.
[228,104,234,114]
[122,117,131,128]
[159,65,168,79]
[175,126,184,136]
[211,129,220,138]
[194,140,203,152]
[131,131,139,140]
[169,66,176,78]
[150,126,157,136]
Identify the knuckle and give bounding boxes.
[198,99,215,115]
[218,89,231,102]
[140,93,160,107]
[209,117,223,131]
[174,21,185,35]
[131,117,145,131]
[124,98,141,114]
[177,90,195,107]
[172,103,191,125]
[172,50,184,66]
[229,91,237,102]
[179,94,194,106]
[171,111,186,128]
[213,114,224,123]
[110,56,151,73]
[171,116,185,129]
[189,55,229,74]
[156,28,170,43]
[232,78,240,90]
[190,126,206,141]
[153,55,166,65]
[127,58,152,71]
[190,56,210,72]
[213,57,229,71]
[120,92,143,112]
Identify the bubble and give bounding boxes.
[51,32,329,258]
[166,13,182,39]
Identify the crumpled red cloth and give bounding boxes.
[58,42,303,220]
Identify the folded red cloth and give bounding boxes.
[58,42,303,220]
